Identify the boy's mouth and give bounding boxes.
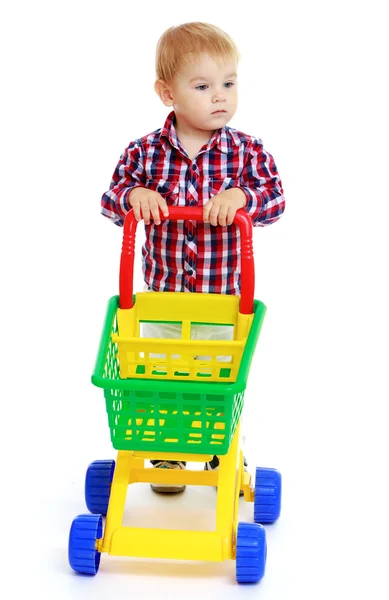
[211,110,227,114]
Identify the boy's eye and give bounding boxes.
[224,82,235,88]
[196,84,208,91]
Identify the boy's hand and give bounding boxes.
[203,187,246,226]
[129,187,169,225]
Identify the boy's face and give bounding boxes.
[164,53,238,133]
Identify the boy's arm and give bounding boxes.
[239,139,285,226]
[101,140,146,226]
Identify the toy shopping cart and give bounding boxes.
[68,207,281,584]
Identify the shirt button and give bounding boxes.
[189,200,196,206]
[187,233,194,241]
[187,269,193,276]
[192,163,197,170]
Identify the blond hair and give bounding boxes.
[156,22,240,84]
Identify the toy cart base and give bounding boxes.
[69,420,281,583]
[99,424,249,561]
[69,425,281,583]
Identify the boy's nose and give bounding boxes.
[212,93,226,103]
[212,85,227,102]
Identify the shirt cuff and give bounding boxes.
[239,186,263,219]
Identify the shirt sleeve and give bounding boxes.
[239,138,285,227]
[101,139,146,226]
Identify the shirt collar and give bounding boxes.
[159,110,242,156]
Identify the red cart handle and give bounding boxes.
[120,207,255,314]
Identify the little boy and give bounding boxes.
[101,22,285,492]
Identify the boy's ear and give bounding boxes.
[154,79,174,106]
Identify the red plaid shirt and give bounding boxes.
[101,111,285,294]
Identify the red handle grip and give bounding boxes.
[119,207,255,314]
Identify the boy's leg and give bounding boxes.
[192,324,249,493]
[142,320,187,493]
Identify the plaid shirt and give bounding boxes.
[101,111,285,294]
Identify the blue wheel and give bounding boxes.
[254,467,282,524]
[236,522,267,584]
[85,460,115,515]
[68,514,103,575]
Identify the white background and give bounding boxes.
[1,1,388,598]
